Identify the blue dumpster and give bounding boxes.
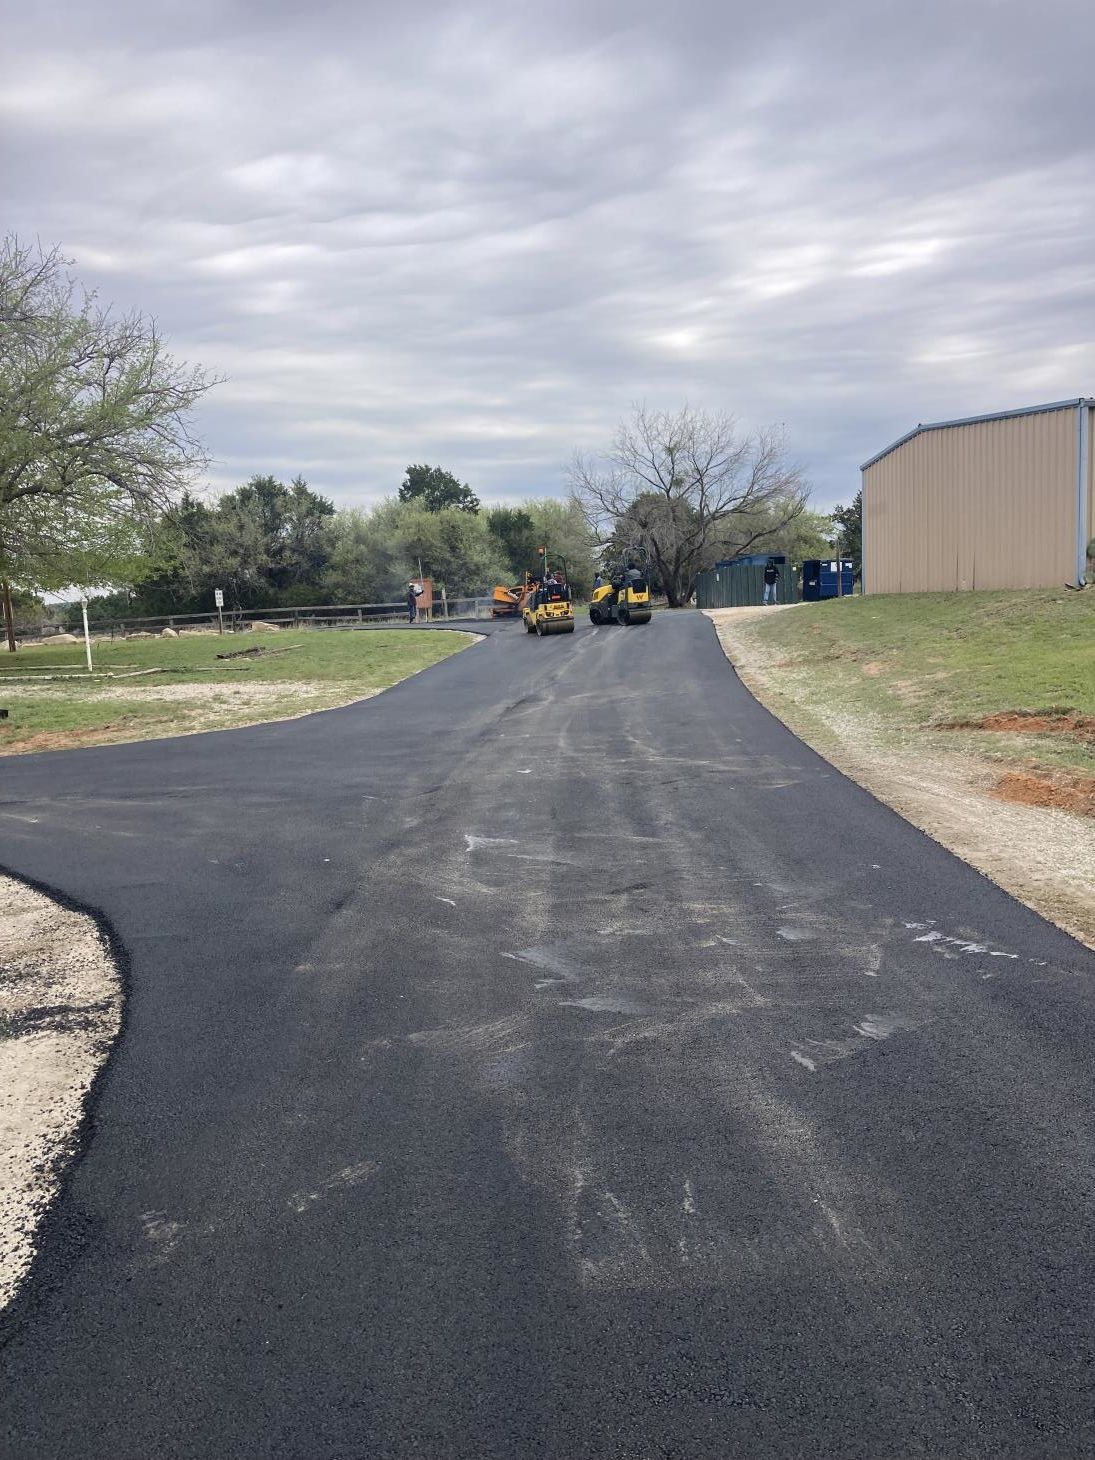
[802,558,854,600]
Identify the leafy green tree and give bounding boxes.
[389,500,508,596]
[217,474,334,595]
[319,508,376,603]
[830,490,862,568]
[399,464,480,514]
[486,506,539,580]
[322,499,509,602]
[523,496,598,593]
[102,475,335,615]
[0,236,217,617]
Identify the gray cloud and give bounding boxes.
[4,0,1093,510]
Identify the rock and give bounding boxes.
[160,627,180,638]
[127,631,153,639]
[248,620,281,632]
[50,632,79,644]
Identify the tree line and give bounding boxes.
[86,473,600,619]
[2,234,856,637]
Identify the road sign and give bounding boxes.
[214,589,224,607]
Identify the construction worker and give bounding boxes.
[763,559,781,605]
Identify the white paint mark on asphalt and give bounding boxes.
[509,945,581,979]
[682,1178,697,1216]
[464,835,519,851]
[777,927,814,942]
[517,769,532,775]
[435,896,457,906]
[854,1014,905,1040]
[817,1200,847,1244]
[138,1211,186,1263]
[289,1161,378,1214]
[561,993,650,1015]
[908,922,1020,961]
[791,1051,817,1072]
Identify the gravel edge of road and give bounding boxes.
[705,608,1095,950]
[0,872,125,1324]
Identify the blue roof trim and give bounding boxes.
[861,397,1095,471]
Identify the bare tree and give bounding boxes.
[570,405,809,606]
[0,236,219,643]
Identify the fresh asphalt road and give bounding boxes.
[1,612,1094,1459]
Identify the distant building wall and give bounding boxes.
[862,399,1094,593]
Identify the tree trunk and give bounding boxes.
[2,581,16,652]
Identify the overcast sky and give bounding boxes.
[4,0,1093,511]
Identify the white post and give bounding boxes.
[80,597,93,673]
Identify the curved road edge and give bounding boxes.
[704,608,1094,950]
[0,871,127,1331]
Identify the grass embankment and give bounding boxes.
[0,628,472,754]
[709,589,1095,944]
[724,588,1093,779]
[712,586,1095,817]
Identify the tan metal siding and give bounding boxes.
[1087,406,1095,560]
[864,407,1078,593]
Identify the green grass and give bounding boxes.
[734,589,1095,775]
[0,628,472,753]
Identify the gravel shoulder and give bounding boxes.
[0,876,122,1313]
[707,606,1095,949]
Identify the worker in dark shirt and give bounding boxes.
[763,559,781,605]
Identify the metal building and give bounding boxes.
[861,398,1094,593]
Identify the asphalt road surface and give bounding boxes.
[2,613,1094,1459]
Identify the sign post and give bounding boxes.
[80,597,93,673]
[214,588,225,635]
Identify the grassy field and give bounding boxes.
[0,627,473,754]
[718,588,1095,780]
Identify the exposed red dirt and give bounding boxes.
[993,769,1095,820]
[0,719,140,754]
[940,710,1095,740]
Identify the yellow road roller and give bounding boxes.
[523,577,575,635]
[589,567,652,625]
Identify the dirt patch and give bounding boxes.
[994,770,1095,819]
[0,679,337,706]
[0,876,122,1312]
[4,719,147,753]
[940,710,1095,741]
[705,608,1095,949]
[0,682,380,754]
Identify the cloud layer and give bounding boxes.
[5,0,1093,509]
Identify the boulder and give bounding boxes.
[127,631,153,639]
[50,632,80,643]
[160,627,180,638]
[248,620,281,632]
